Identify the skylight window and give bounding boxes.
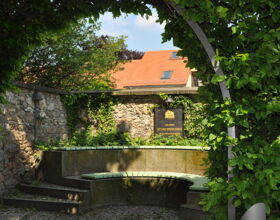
[161,70,173,79]
[170,51,179,59]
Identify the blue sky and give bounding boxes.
[96,11,178,52]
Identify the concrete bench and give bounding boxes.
[42,147,209,208]
[81,171,208,207]
[81,171,208,191]
[42,146,209,183]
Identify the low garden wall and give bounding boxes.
[42,146,208,182]
[42,146,208,208]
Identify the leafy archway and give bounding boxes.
[1,1,279,219]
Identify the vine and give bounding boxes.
[87,93,118,133]
[61,93,118,136]
[158,93,207,140]
[59,92,203,147]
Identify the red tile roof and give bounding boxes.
[112,50,191,89]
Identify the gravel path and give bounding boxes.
[0,205,180,220]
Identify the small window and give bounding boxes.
[191,72,202,87]
[161,70,172,79]
[170,51,179,59]
[192,75,199,87]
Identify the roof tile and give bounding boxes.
[113,50,191,89]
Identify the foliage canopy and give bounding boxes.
[1,0,279,219]
[16,21,126,90]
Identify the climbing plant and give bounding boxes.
[1,0,279,219]
[57,90,203,148]
[62,93,118,135]
[87,93,118,133]
[163,2,280,219]
[158,93,207,140]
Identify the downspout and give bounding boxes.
[164,1,236,219]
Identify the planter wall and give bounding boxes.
[42,146,208,183]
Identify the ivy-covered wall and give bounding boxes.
[113,94,205,140]
[0,85,203,195]
[66,93,204,141]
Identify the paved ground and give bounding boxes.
[0,205,180,220]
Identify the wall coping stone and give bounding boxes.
[72,87,199,96]
[50,145,210,151]
[13,81,198,96]
[13,81,68,95]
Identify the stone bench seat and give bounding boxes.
[42,148,209,208]
[81,171,208,191]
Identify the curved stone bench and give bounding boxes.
[43,146,209,183]
[42,146,209,208]
[81,171,208,191]
[81,171,208,208]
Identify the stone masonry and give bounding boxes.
[0,86,182,196]
[0,88,68,195]
[113,95,162,139]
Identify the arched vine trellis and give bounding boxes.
[1,1,279,219]
[164,2,237,219]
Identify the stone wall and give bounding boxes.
[0,87,68,195]
[113,95,162,139]
[0,85,193,195]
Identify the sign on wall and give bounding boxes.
[154,107,184,137]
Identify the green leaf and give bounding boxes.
[234,199,241,207]
[240,120,249,128]
[231,26,237,34]
[211,74,227,84]
[216,6,228,18]
[209,133,217,141]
